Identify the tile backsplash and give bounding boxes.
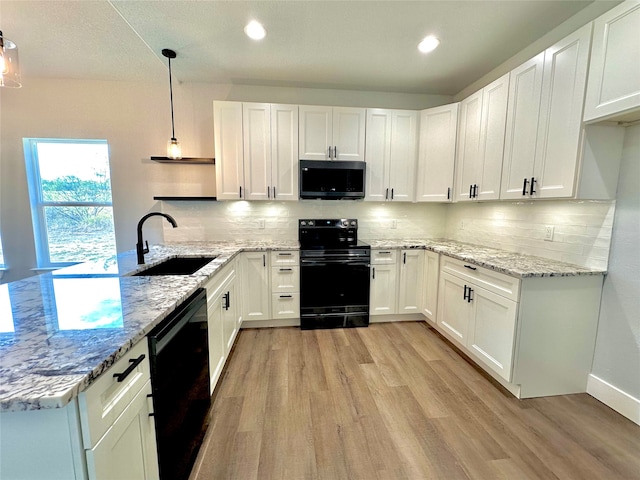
[160,199,614,270]
[445,200,615,270]
[161,201,448,243]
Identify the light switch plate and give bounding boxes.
[258,219,265,229]
[391,219,397,229]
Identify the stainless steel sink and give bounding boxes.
[132,256,217,276]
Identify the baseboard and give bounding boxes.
[370,313,426,323]
[587,374,640,426]
[241,318,300,328]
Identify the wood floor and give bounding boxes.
[190,322,640,480]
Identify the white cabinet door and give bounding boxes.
[398,250,424,313]
[437,272,472,346]
[270,104,299,201]
[477,73,509,201]
[534,24,592,199]
[422,251,440,324]
[222,277,239,355]
[365,109,392,201]
[243,103,271,201]
[370,263,398,315]
[467,286,518,382]
[214,101,244,200]
[500,55,545,200]
[241,252,271,321]
[416,104,459,202]
[299,105,332,160]
[333,107,366,161]
[584,1,640,122]
[388,110,418,202]
[207,291,225,393]
[86,381,159,480]
[454,90,483,202]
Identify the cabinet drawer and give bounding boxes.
[79,340,151,449]
[371,249,398,265]
[271,266,300,292]
[441,256,520,301]
[271,293,300,319]
[270,250,299,266]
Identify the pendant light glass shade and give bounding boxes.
[167,137,182,160]
[0,31,21,88]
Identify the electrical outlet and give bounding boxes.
[391,219,397,229]
[460,220,465,230]
[258,219,265,229]
[544,225,554,241]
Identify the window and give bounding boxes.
[24,139,117,268]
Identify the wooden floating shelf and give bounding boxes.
[150,156,215,164]
[153,196,217,201]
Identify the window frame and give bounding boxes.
[23,138,115,269]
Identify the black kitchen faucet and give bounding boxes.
[136,212,178,264]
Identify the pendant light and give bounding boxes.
[150,49,214,164]
[0,30,21,88]
[162,48,181,159]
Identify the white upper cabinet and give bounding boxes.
[454,73,510,202]
[416,103,458,203]
[501,24,593,200]
[500,53,545,200]
[299,105,366,161]
[365,109,418,202]
[214,101,244,200]
[584,1,640,122]
[215,101,298,201]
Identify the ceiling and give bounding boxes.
[0,0,608,96]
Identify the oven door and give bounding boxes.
[300,254,370,329]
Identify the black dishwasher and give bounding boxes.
[148,288,210,480]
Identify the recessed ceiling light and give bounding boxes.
[418,35,440,53]
[244,20,266,40]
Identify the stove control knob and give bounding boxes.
[300,221,306,226]
[350,221,357,226]
[342,220,348,227]
[308,221,314,226]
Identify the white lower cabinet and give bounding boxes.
[397,250,424,314]
[240,252,271,321]
[0,341,160,480]
[86,380,159,480]
[422,250,440,324]
[370,263,398,315]
[435,256,603,398]
[270,250,300,319]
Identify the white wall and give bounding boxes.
[0,78,450,282]
[444,200,615,270]
[591,125,640,400]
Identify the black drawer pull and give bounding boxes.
[278,252,292,256]
[463,285,469,301]
[280,268,293,271]
[280,295,293,298]
[464,265,477,271]
[522,178,529,196]
[113,354,145,383]
[379,251,392,254]
[447,187,451,200]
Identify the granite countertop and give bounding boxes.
[363,239,606,278]
[0,240,298,412]
[0,237,602,412]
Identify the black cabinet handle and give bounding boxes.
[385,188,389,200]
[530,177,536,195]
[280,268,293,271]
[273,186,276,199]
[379,251,391,254]
[391,188,394,200]
[463,285,469,301]
[467,287,474,303]
[328,146,332,159]
[278,252,292,256]
[473,184,478,198]
[469,184,473,198]
[447,187,451,200]
[464,264,477,271]
[267,186,271,198]
[223,292,230,310]
[372,267,375,280]
[263,254,266,267]
[279,295,293,298]
[522,178,529,196]
[239,186,243,198]
[113,354,146,383]
[334,146,337,158]
[403,252,406,264]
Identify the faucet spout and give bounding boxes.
[136,212,178,264]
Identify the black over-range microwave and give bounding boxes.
[299,160,366,200]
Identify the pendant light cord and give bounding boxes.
[168,56,176,139]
